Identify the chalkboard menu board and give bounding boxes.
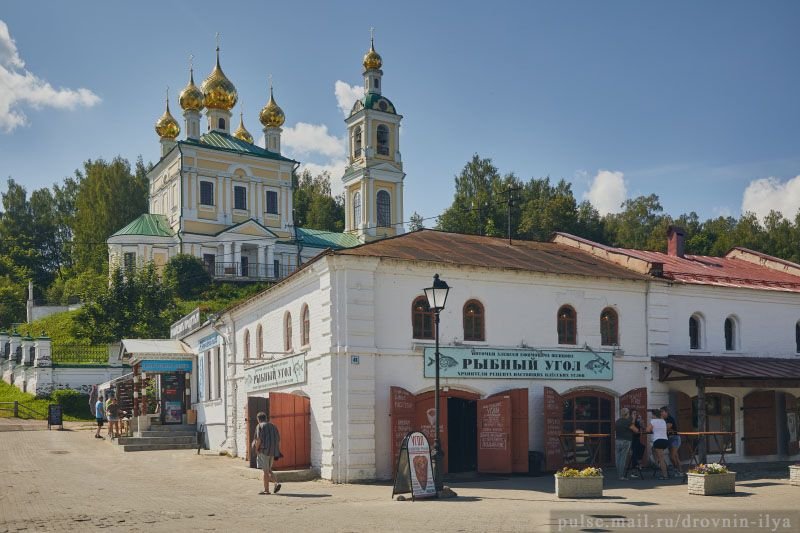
[48,404,63,430]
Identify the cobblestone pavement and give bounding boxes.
[1,418,799,532]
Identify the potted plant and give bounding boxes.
[687,463,735,495]
[790,464,800,486]
[554,466,604,498]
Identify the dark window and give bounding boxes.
[273,259,280,278]
[353,127,362,157]
[241,256,249,277]
[218,117,225,129]
[689,316,701,349]
[562,392,614,465]
[375,78,380,89]
[353,192,361,226]
[412,296,434,340]
[234,185,247,210]
[265,190,278,215]
[691,394,736,453]
[200,181,214,206]
[123,252,136,271]
[377,190,391,227]
[376,124,389,155]
[302,305,310,346]
[796,322,800,353]
[284,313,293,352]
[724,317,735,351]
[256,325,263,359]
[203,254,216,275]
[243,329,250,362]
[463,300,485,341]
[557,305,577,344]
[600,307,618,346]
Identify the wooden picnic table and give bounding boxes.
[558,433,610,467]
[677,431,736,467]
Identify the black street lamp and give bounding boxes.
[424,273,450,493]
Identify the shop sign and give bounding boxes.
[140,359,193,373]
[423,346,613,380]
[198,333,220,352]
[244,354,306,393]
[391,431,436,500]
[170,308,201,339]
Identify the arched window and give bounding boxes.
[353,192,361,227]
[463,300,485,342]
[301,304,310,346]
[256,324,263,359]
[243,329,250,362]
[600,307,618,346]
[412,296,434,340]
[284,312,293,352]
[724,316,736,351]
[689,314,702,349]
[353,127,362,157]
[218,117,225,130]
[377,190,391,227]
[376,124,389,155]
[557,305,577,345]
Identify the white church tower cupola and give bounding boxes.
[201,38,238,134]
[342,31,405,242]
[179,56,204,140]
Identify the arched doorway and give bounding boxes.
[414,389,481,474]
[562,390,614,465]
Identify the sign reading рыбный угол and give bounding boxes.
[244,354,306,393]
[423,346,613,380]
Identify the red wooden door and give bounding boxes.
[544,387,564,471]
[390,386,415,474]
[415,390,449,473]
[619,387,648,465]
[269,392,311,470]
[477,395,512,473]
[743,390,777,456]
[490,388,529,473]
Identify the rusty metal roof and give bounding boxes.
[655,354,800,380]
[335,229,649,281]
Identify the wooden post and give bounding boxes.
[697,377,707,463]
[13,400,18,418]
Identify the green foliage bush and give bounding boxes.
[50,389,90,418]
[164,254,212,299]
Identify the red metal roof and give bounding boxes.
[655,355,800,380]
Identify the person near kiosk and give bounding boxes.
[614,407,638,480]
[661,406,682,477]
[649,409,669,480]
[252,412,282,495]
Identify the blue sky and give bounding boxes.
[2,1,799,223]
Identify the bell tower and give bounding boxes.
[342,31,405,242]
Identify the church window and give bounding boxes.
[375,78,380,89]
[218,118,225,130]
[412,296,434,340]
[256,324,263,359]
[243,329,250,362]
[284,312,293,352]
[557,305,577,345]
[377,125,390,155]
[200,181,214,206]
[353,192,362,226]
[301,304,310,346]
[600,307,618,346]
[463,300,485,342]
[377,190,391,227]
[203,254,216,275]
[266,190,278,215]
[724,316,737,351]
[234,185,247,210]
[353,127,362,157]
[689,314,703,349]
[123,252,136,271]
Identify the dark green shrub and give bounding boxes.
[50,389,90,418]
[164,254,212,299]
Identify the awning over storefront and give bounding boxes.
[118,339,194,365]
[654,355,800,388]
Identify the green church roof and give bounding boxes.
[292,228,361,250]
[350,94,397,117]
[180,131,297,163]
[111,214,174,238]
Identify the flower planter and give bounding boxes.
[555,475,604,498]
[687,472,736,495]
[790,465,800,487]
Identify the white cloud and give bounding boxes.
[282,122,345,158]
[334,80,362,117]
[741,175,800,221]
[584,170,627,215]
[0,19,100,132]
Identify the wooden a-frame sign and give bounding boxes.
[391,431,437,500]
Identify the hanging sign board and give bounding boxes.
[198,333,221,352]
[140,360,193,373]
[424,346,613,380]
[170,308,201,339]
[391,431,437,500]
[244,354,306,393]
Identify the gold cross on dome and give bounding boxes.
[215,32,220,50]
[370,27,375,42]
[165,86,169,101]
[268,73,273,90]
[189,54,194,70]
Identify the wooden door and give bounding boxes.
[247,396,269,468]
[544,387,564,471]
[415,390,449,473]
[490,388,529,473]
[390,387,415,474]
[786,394,799,456]
[477,395,512,473]
[676,392,693,461]
[743,390,777,456]
[269,392,311,470]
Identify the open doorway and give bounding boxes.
[447,397,477,473]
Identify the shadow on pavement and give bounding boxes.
[277,493,332,498]
[738,481,783,488]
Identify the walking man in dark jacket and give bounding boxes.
[252,412,281,495]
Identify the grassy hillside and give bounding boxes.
[0,381,92,421]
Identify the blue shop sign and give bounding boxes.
[140,360,193,373]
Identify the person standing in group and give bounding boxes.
[106,395,120,439]
[252,412,282,495]
[649,409,669,479]
[660,406,682,477]
[629,409,646,475]
[94,395,105,439]
[614,407,638,480]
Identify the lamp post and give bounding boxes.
[424,273,450,493]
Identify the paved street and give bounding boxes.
[1,418,799,532]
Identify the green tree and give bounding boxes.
[437,155,506,236]
[518,178,580,241]
[292,170,344,232]
[604,194,667,250]
[164,254,212,299]
[408,211,425,231]
[72,157,149,273]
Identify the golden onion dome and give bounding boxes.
[179,68,204,112]
[233,112,253,144]
[201,47,238,110]
[259,86,285,128]
[155,99,180,139]
[362,37,382,70]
